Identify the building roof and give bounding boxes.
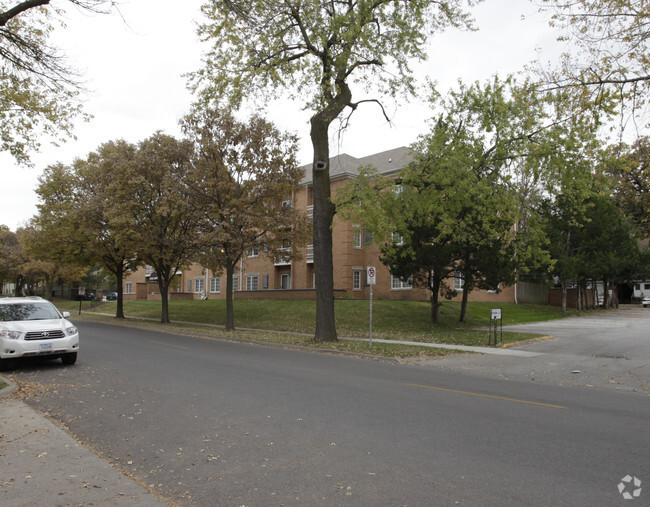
[299,146,413,185]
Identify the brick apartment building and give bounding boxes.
[123,146,544,304]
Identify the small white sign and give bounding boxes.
[491,308,502,320]
[78,287,85,296]
[367,266,376,285]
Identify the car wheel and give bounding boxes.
[61,352,77,365]
[0,358,13,372]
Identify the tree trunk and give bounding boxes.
[158,279,170,323]
[459,284,470,322]
[115,266,125,319]
[429,272,442,324]
[561,280,567,313]
[15,275,23,296]
[310,115,338,342]
[225,263,235,331]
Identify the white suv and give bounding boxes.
[0,297,79,371]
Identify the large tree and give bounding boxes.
[34,147,141,316]
[181,107,311,330]
[72,141,141,318]
[192,0,477,341]
[113,132,202,324]
[0,0,114,164]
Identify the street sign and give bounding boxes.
[367,266,376,285]
[490,308,502,320]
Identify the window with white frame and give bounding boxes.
[246,274,259,291]
[247,246,259,258]
[391,274,412,290]
[353,226,362,248]
[454,271,465,291]
[353,269,362,290]
[125,281,132,294]
[232,275,239,292]
[281,274,291,290]
[210,276,221,293]
[194,277,205,294]
[282,199,293,208]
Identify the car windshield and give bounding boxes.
[0,303,61,322]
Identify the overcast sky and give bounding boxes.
[1,0,562,231]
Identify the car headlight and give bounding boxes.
[0,330,23,340]
[65,326,78,336]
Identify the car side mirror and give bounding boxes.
[62,311,71,318]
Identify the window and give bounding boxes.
[364,229,373,245]
[247,246,259,258]
[246,274,259,291]
[353,269,362,290]
[232,275,239,292]
[391,274,412,290]
[454,271,465,292]
[281,274,291,290]
[391,232,404,246]
[194,277,205,294]
[125,282,132,294]
[187,280,192,292]
[645,283,650,290]
[353,226,362,248]
[282,199,293,208]
[263,274,269,289]
[210,276,221,293]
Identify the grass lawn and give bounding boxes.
[53,298,579,360]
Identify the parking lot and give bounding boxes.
[429,306,650,394]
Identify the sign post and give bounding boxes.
[367,266,376,346]
[78,287,85,315]
[489,308,503,346]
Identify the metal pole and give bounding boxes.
[369,282,373,347]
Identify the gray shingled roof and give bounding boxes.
[299,146,413,185]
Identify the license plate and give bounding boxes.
[40,343,52,350]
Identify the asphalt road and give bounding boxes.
[9,318,650,506]
[430,306,650,394]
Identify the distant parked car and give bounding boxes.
[0,296,79,371]
[76,291,95,301]
[106,292,118,301]
[643,296,650,308]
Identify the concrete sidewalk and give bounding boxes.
[0,378,167,506]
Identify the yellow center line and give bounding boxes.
[148,340,190,350]
[408,384,568,409]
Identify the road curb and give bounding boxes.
[0,373,17,397]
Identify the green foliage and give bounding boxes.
[539,0,650,121]
[605,137,650,238]
[337,77,555,323]
[191,0,477,111]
